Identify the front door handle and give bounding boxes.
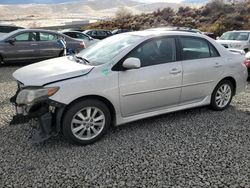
[31,43,38,46]
[170,68,181,74]
[214,62,222,68]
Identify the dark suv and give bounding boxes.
[83,30,112,40]
[0,24,24,35]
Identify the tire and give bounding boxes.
[59,51,64,57]
[0,56,4,65]
[210,80,234,111]
[62,99,111,145]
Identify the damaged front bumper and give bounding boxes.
[10,83,65,143]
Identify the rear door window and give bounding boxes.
[40,32,58,41]
[180,37,219,60]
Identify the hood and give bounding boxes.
[13,56,94,86]
[217,39,247,44]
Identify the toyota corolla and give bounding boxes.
[11,31,248,145]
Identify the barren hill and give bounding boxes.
[0,0,204,27]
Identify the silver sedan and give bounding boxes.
[12,30,248,145]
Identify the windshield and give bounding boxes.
[220,32,250,41]
[77,34,142,65]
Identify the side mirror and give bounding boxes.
[216,36,220,40]
[6,37,16,44]
[123,57,141,70]
[88,36,93,40]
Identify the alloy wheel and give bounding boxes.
[71,107,105,141]
[215,84,232,108]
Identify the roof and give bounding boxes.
[147,27,202,34]
[125,30,203,38]
[0,29,64,41]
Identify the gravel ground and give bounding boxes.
[0,65,250,188]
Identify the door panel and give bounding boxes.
[181,57,223,103]
[4,32,38,61]
[119,37,182,117]
[38,32,61,59]
[119,62,182,117]
[179,36,224,103]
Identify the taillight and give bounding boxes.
[80,41,85,48]
[244,59,250,68]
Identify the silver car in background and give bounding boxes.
[61,31,99,48]
[12,30,248,145]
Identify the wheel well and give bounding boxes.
[62,95,116,125]
[220,77,236,95]
[244,48,249,53]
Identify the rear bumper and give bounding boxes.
[235,68,248,95]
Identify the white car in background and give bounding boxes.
[217,30,250,52]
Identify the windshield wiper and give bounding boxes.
[74,55,90,64]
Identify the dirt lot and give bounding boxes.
[0,65,250,187]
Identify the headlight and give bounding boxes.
[16,87,59,105]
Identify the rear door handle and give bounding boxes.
[214,62,222,68]
[170,68,181,74]
[31,43,38,46]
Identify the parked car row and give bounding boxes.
[0,26,135,64]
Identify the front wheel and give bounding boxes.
[62,99,111,145]
[210,80,234,111]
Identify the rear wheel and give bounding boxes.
[0,56,4,65]
[62,99,111,145]
[210,80,234,111]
